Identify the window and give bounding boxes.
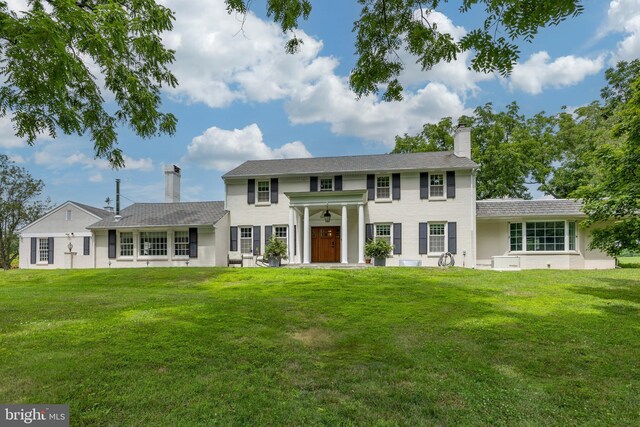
[240,227,253,254]
[38,238,49,262]
[429,223,445,253]
[430,174,445,198]
[320,178,333,192]
[257,180,270,203]
[66,209,72,221]
[376,176,390,199]
[375,224,391,245]
[120,232,133,257]
[139,232,167,256]
[526,221,565,251]
[568,221,577,251]
[510,223,522,251]
[174,231,189,256]
[274,226,288,247]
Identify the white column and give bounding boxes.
[358,204,365,264]
[296,211,302,264]
[341,205,348,264]
[289,208,295,263]
[303,206,310,264]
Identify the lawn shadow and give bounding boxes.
[572,278,640,305]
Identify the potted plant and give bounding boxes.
[364,239,393,266]
[263,235,289,267]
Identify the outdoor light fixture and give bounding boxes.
[67,242,73,252]
[323,204,331,223]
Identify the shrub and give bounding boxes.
[364,239,393,259]
[264,236,289,260]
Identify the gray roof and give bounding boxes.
[223,151,478,178]
[71,201,111,219]
[88,201,227,229]
[477,199,584,218]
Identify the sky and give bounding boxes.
[1,0,639,208]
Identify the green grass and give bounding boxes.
[619,256,640,268]
[1,268,639,426]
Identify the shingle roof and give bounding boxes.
[222,151,478,178]
[87,201,227,229]
[71,201,111,219]
[476,199,584,218]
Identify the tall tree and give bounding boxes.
[0,155,51,270]
[226,0,584,100]
[0,0,178,168]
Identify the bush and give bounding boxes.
[364,239,393,259]
[264,236,289,260]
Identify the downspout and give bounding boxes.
[471,167,479,268]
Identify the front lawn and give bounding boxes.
[0,268,638,425]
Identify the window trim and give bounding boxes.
[173,230,190,258]
[37,237,49,264]
[138,231,168,258]
[256,180,271,205]
[376,175,391,201]
[118,231,134,259]
[239,226,253,254]
[374,223,392,246]
[319,177,334,192]
[428,222,447,255]
[429,173,446,200]
[508,220,579,253]
[273,225,288,248]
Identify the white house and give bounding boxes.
[18,128,615,270]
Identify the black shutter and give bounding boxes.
[271,178,279,204]
[334,175,343,191]
[253,226,261,255]
[30,237,36,264]
[247,179,255,204]
[108,230,116,259]
[310,176,318,192]
[448,222,457,254]
[265,225,272,247]
[393,223,402,255]
[392,173,401,200]
[447,171,456,199]
[48,237,54,264]
[419,223,428,254]
[365,223,374,242]
[83,236,90,255]
[366,174,375,200]
[230,226,238,252]
[420,172,429,199]
[189,228,198,258]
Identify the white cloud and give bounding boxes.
[8,154,26,163]
[509,51,604,94]
[34,142,154,172]
[89,173,103,183]
[0,116,26,148]
[602,0,640,62]
[184,123,312,171]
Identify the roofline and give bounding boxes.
[18,201,105,234]
[87,223,218,230]
[476,214,586,220]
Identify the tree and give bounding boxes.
[0,155,52,270]
[225,0,584,101]
[0,0,178,168]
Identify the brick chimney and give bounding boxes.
[454,126,471,159]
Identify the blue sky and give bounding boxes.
[2,0,639,208]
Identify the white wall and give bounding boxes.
[476,219,615,270]
[19,203,101,269]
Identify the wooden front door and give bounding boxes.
[311,227,340,262]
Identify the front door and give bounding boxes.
[311,227,340,262]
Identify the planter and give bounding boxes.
[373,257,386,267]
[268,257,281,267]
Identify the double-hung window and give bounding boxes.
[509,223,522,252]
[240,227,253,254]
[274,226,288,247]
[376,176,390,199]
[174,231,189,256]
[320,178,333,192]
[38,238,49,262]
[430,174,445,198]
[120,232,133,257]
[429,223,445,253]
[257,180,270,203]
[375,224,391,245]
[140,232,167,256]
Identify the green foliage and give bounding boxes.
[225,0,583,100]
[0,267,639,424]
[0,155,52,270]
[364,238,392,258]
[0,0,178,167]
[263,235,289,259]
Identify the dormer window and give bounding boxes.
[320,178,333,192]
